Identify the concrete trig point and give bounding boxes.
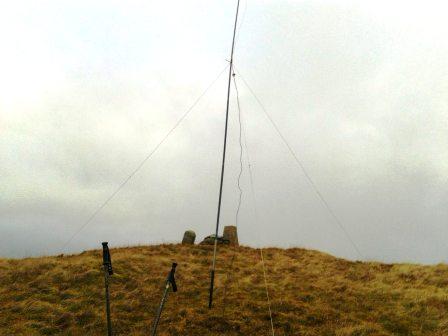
[223,225,238,246]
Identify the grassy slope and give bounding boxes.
[1,244,448,336]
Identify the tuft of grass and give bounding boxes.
[1,244,448,335]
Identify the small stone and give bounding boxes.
[182,230,196,245]
[199,234,216,245]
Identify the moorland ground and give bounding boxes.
[1,244,448,335]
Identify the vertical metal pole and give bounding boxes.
[104,267,112,336]
[209,0,241,309]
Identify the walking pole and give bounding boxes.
[150,263,178,336]
[102,242,114,336]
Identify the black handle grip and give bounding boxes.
[102,242,113,275]
[168,262,177,292]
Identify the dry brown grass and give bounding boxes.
[1,244,448,335]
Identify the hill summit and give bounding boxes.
[1,244,448,335]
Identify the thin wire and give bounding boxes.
[221,73,244,316]
[61,65,229,251]
[234,68,364,260]
[234,73,244,228]
[237,76,275,336]
[260,249,275,336]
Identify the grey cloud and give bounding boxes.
[1,1,447,263]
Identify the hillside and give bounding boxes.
[1,244,448,335]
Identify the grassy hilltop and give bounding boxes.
[1,244,448,335]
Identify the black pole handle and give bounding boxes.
[167,262,177,292]
[102,242,113,275]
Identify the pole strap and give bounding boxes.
[167,262,178,292]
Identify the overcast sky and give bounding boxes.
[1,0,447,263]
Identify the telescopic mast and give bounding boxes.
[208,0,241,309]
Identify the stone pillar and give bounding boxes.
[223,226,238,246]
[182,230,196,245]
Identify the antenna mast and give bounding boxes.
[208,0,241,309]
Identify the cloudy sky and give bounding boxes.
[1,0,447,263]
